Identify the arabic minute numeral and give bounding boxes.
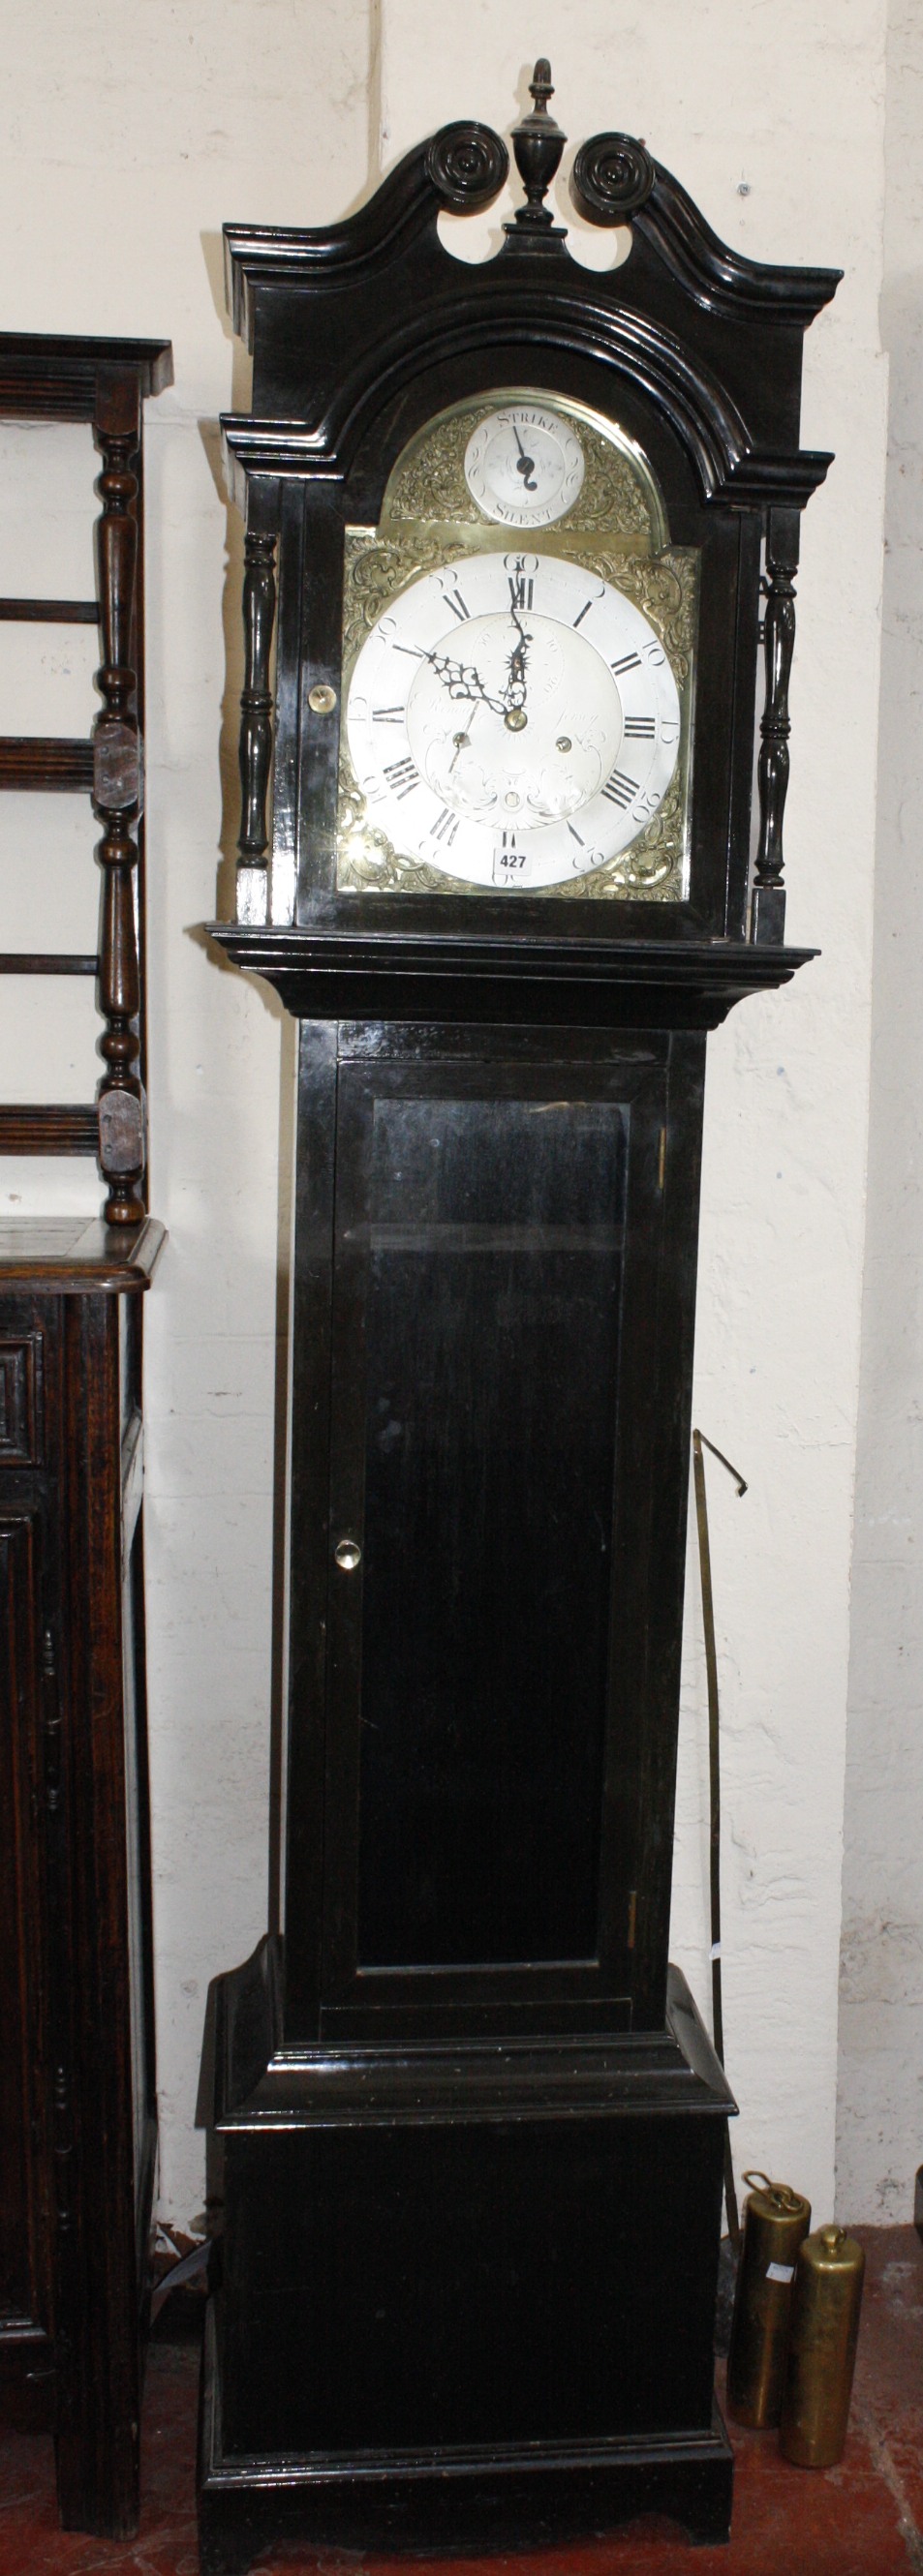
[602,768,640,810]
[383,755,420,800]
[612,651,641,676]
[623,716,656,740]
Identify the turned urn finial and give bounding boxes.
[509,58,566,229]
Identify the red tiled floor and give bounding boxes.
[1,2228,921,2574]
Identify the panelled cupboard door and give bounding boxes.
[317,1043,673,2043]
[0,1504,51,2367]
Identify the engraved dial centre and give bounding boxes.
[405,613,623,825]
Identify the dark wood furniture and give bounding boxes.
[200,74,839,2571]
[0,332,172,1215]
[0,334,171,2539]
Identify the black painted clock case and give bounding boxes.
[199,90,840,2571]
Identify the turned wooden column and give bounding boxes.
[751,507,799,948]
[92,369,145,1224]
[235,521,277,926]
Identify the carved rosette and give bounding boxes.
[426,121,508,213]
[570,133,656,227]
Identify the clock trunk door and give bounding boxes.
[318,1040,671,2042]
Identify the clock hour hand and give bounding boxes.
[418,646,507,716]
[440,657,507,715]
[512,423,538,493]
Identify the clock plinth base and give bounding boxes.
[198,1949,734,2572]
[199,2317,732,2574]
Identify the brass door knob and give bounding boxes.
[334,1537,361,1571]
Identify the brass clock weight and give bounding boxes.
[200,65,841,2571]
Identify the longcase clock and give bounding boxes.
[198,68,840,2571]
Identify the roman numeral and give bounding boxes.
[612,651,641,675]
[567,822,585,846]
[623,715,656,739]
[444,588,470,621]
[572,600,594,628]
[602,768,639,809]
[508,575,534,610]
[372,705,405,724]
[430,807,458,846]
[383,756,420,800]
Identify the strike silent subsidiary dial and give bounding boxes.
[463,404,585,530]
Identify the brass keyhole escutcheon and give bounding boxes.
[334,1537,361,1571]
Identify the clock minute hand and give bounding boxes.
[512,424,538,493]
[505,600,531,714]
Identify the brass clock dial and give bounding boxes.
[346,550,680,892]
[336,389,697,901]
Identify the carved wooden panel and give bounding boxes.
[0,1510,51,2361]
[0,1335,42,1464]
[0,1228,164,2531]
